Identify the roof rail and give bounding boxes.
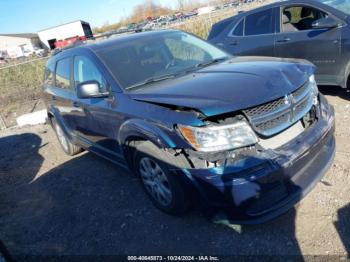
[52,40,87,56]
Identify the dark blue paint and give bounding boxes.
[184,103,335,223]
[43,30,335,223]
[129,56,314,116]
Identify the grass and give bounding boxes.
[0,58,47,106]
[0,58,47,127]
[172,9,235,39]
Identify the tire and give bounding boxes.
[133,141,191,215]
[51,118,82,156]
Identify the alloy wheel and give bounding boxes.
[139,157,172,206]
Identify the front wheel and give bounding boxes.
[134,142,191,215]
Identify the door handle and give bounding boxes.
[276,37,291,43]
[230,40,239,46]
[72,101,81,108]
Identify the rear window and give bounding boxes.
[55,58,71,89]
[233,19,244,36]
[208,18,234,39]
[245,9,274,36]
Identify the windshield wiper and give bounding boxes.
[194,57,228,69]
[179,57,229,76]
[126,74,176,90]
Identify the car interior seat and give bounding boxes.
[298,7,316,30]
[283,10,298,32]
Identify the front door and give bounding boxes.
[275,5,341,84]
[72,55,123,159]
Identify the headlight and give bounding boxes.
[178,121,258,152]
[309,74,319,105]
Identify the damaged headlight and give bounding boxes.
[309,74,319,105]
[178,121,258,152]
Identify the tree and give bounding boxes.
[130,0,172,22]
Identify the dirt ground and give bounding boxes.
[0,86,349,259]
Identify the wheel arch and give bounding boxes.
[46,106,74,141]
[118,119,177,170]
[118,119,177,149]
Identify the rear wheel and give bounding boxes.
[133,141,191,215]
[51,118,82,156]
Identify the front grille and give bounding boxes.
[244,97,286,117]
[254,112,290,132]
[243,81,315,137]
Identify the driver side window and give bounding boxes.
[282,6,328,33]
[73,56,107,92]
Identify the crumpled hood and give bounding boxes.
[129,56,315,117]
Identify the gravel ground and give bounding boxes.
[0,86,349,259]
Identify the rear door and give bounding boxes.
[275,4,341,84]
[50,56,79,134]
[222,8,276,56]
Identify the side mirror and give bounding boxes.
[76,80,109,99]
[312,17,339,29]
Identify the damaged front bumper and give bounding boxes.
[177,95,335,224]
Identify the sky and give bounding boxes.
[0,0,178,34]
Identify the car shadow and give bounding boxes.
[0,133,44,262]
[0,133,305,259]
[318,85,350,101]
[334,203,350,258]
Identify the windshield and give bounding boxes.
[97,31,230,90]
[317,0,350,15]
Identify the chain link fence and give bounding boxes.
[0,57,48,129]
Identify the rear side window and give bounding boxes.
[55,58,71,89]
[208,18,234,39]
[233,19,244,36]
[245,9,274,36]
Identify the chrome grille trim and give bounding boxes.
[243,81,314,137]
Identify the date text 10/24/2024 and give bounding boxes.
[127,256,219,261]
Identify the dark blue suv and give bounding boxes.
[43,30,335,223]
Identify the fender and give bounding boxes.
[118,118,176,149]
